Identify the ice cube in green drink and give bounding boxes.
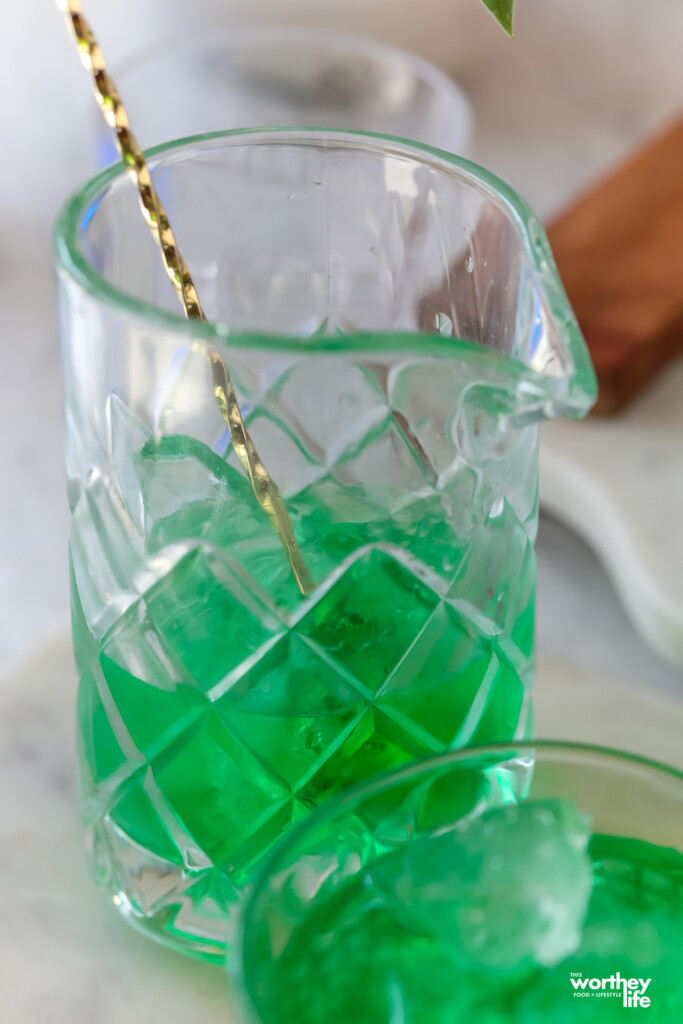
[369,798,593,970]
[260,807,683,1023]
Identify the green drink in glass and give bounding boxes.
[240,742,683,1022]
[55,128,595,959]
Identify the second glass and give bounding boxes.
[239,742,683,1022]
[94,26,473,165]
[55,128,596,959]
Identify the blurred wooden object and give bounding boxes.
[547,115,683,415]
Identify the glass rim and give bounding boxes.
[238,738,683,1015]
[53,126,596,409]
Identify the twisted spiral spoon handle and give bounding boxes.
[57,0,313,595]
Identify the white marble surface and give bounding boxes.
[0,632,233,1024]
[1,626,681,1022]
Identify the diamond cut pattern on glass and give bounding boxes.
[447,498,535,643]
[214,633,367,791]
[376,603,527,751]
[70,470,145,639]
[231,411,327,497]
[99,818,183,916]
[330,419,433,501]
[108,773,185,867]
[144,547,281,695]
[296,548,440,697]
[151,709,290,869]
[299,706,431,806]
[175,867,241,918]
[98,600,208,760]
[376,603,494,750]
[134,433,254,551]
[462,649,527,748]
[268,359,389,466]
[76,662,144,798]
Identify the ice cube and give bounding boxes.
[133,433,307,609]
[133,433,255,548]
[368,798,593,971]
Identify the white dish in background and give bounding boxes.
[96,26,473,166]
[540,355,683,671]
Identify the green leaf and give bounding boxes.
[481,0,515,35]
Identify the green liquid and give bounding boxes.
[257,833,683,1023]
[73,434,534,959]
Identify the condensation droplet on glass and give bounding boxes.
[482,257,488,267]
[465,255,474,273]
[434,312,453,337]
